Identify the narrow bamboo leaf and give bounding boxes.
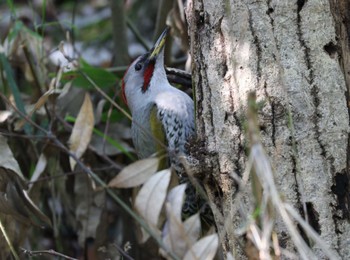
[92,127,135,160]
[0,53,31,133]
[62,60,117,90]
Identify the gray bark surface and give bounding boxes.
[186,0,350,258]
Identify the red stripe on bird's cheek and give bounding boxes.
[143,62,155,92]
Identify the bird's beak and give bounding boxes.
[149,27,169,59]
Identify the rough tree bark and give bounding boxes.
[186,0,350,258]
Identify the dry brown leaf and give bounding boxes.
[166,183,187,220]
[108,158,159,188]
[0,169,52,227]
[0,110,12,123]
[161,212,202,259]
[134,169,171,243]
[183,233,219,260]
[74,170,104,246]
[160,185,193,259]
[0,136,51,227]
[68,93,94,169]
[160,184,189,258]
[162,202,187,259]
[0,135,24,178]
[183,213,201,246]
[28,153,47,191]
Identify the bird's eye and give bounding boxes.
[135,62,142,71]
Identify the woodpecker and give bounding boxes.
[122,28,194,170]
[122,28,208,220]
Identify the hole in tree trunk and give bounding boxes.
[331,171,350,220]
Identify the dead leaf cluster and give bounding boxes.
[108,159,219,260]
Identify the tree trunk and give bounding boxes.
[186,0,350,258]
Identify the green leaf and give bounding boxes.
[63,60,118,90]
[0,53,31,134]
[101,109,126,123]
[6,0,16,16]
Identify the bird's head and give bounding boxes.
[122,28,169,113]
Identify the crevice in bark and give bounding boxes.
[248,10,262,82]
[296,202,321,245]
[196,72,204,121]
[233,111,244,176]
[207,85,216,142]
[296,5,312,84]
[305,202,321,234]
[218,19,228,79]
[291,142,306,241]
[196,45,212,142]
[297,0,306,12]
[266,0,274,27]
[193,9,205,135]
[271,100,276,147]
[297,215,311,246]
[191,2,215,186]
[310,85,327,156]
[263,81,277,147]
[297,0,331,164]
[296,202,321,244]
[293,173,304,220]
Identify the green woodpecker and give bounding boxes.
[122,28,206,219]
[122,28,194,172]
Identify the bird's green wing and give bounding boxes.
[149,105,168,170]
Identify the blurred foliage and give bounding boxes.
[0,0,192,259]
[62,59,117,89]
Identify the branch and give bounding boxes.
[21,248,77,260]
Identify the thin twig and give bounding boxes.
[0,219,20,260]
[112,243,135,260]
[21,248,77,260]
[27,166,114,184]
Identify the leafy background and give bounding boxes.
[0,0,203,259]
